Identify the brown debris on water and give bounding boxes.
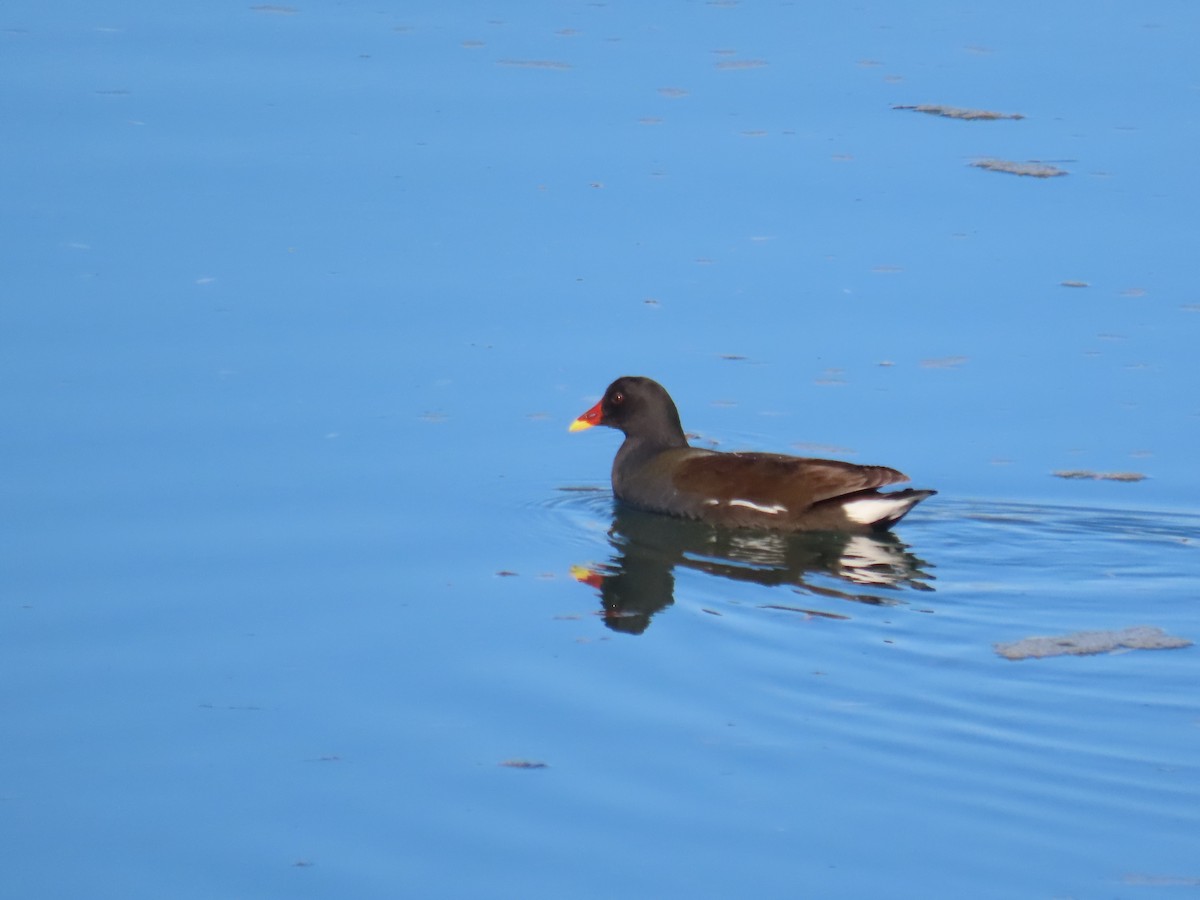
[716,59,769,70]
[920,355,969,369]
[814,367,847,386]
[972,158,1068,178]
[894,104,1024,121]
[759,604,851,621]
[995,626,1192,660]
[1052,470,1147,482]
[497,59,572,70]
[1123,874,1200,888]
[499,759,549,769]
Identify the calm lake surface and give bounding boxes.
[3,2,1198,898]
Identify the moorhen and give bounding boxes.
[569,376,935,532]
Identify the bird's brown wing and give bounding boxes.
[673,452,910,512]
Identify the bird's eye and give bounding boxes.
[611,392,624,405]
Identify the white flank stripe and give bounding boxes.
[728,499,788,515]
[843,496,911,525]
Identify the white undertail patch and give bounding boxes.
[843,495,914,525]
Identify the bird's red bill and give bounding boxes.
[569,400,603,432]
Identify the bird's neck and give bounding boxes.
[613,428,688,479]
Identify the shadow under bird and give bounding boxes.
[569,376,935,533]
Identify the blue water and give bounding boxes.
[3,2,1198,898]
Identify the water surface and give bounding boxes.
[2,2,1198,898]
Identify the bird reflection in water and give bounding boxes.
[572,504,935,635]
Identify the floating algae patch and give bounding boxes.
[758,604,851,621]
[972,158,1068,178]
[920,355,969,369]
[995,626,1192,660]
[894,104,1024,121]
[498,759,549,769]
[496,59,572,70]
[715,59,769,70]
[1052,470,1147,482]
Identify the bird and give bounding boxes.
[569,376,935,532]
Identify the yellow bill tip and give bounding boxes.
[569,399,604,432]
